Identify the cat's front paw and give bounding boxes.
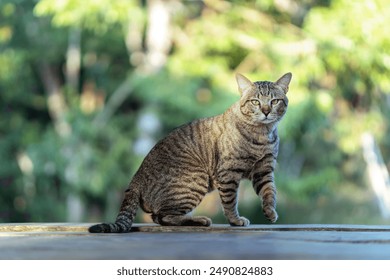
[229,216,250,227]
[263,206,278,223]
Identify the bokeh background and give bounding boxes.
[1,0,390,225]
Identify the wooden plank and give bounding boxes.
[0,223,390,259]
[0,223,90,233]
[1,223,390,233]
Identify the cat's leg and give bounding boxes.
[152,175,212,226]
[216,180,249,226]
[251,155,278,223]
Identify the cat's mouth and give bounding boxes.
[261,118,274,124]
[255,115,276,124]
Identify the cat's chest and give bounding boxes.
[243,132,279,156]
[216,135,277,172]
[239,142,274,168]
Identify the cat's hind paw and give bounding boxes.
[188,216,212,227]
[229,216,250,227]
[158,215,212,226]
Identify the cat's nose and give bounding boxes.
[262,107,271,116]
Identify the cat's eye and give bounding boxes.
[251,100,260,106]
[270,99,280,106]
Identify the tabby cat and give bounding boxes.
[89,72,292,233]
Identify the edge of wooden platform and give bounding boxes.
[1,223,390,233]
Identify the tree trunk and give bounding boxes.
[95,0,174,126]
[37,62,71,137]
[65,28,81,93]
[361,132,390,219]
[144,0,173,72]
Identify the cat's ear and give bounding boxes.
[275,72,292,94]
[236,73,254,96]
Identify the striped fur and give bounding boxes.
[88,72,292,233]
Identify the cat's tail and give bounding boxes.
[88,186,140,233]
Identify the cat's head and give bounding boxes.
[235,72,292,125]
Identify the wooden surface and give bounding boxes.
[1,223,390,260]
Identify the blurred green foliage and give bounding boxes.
[1,0,389,224]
